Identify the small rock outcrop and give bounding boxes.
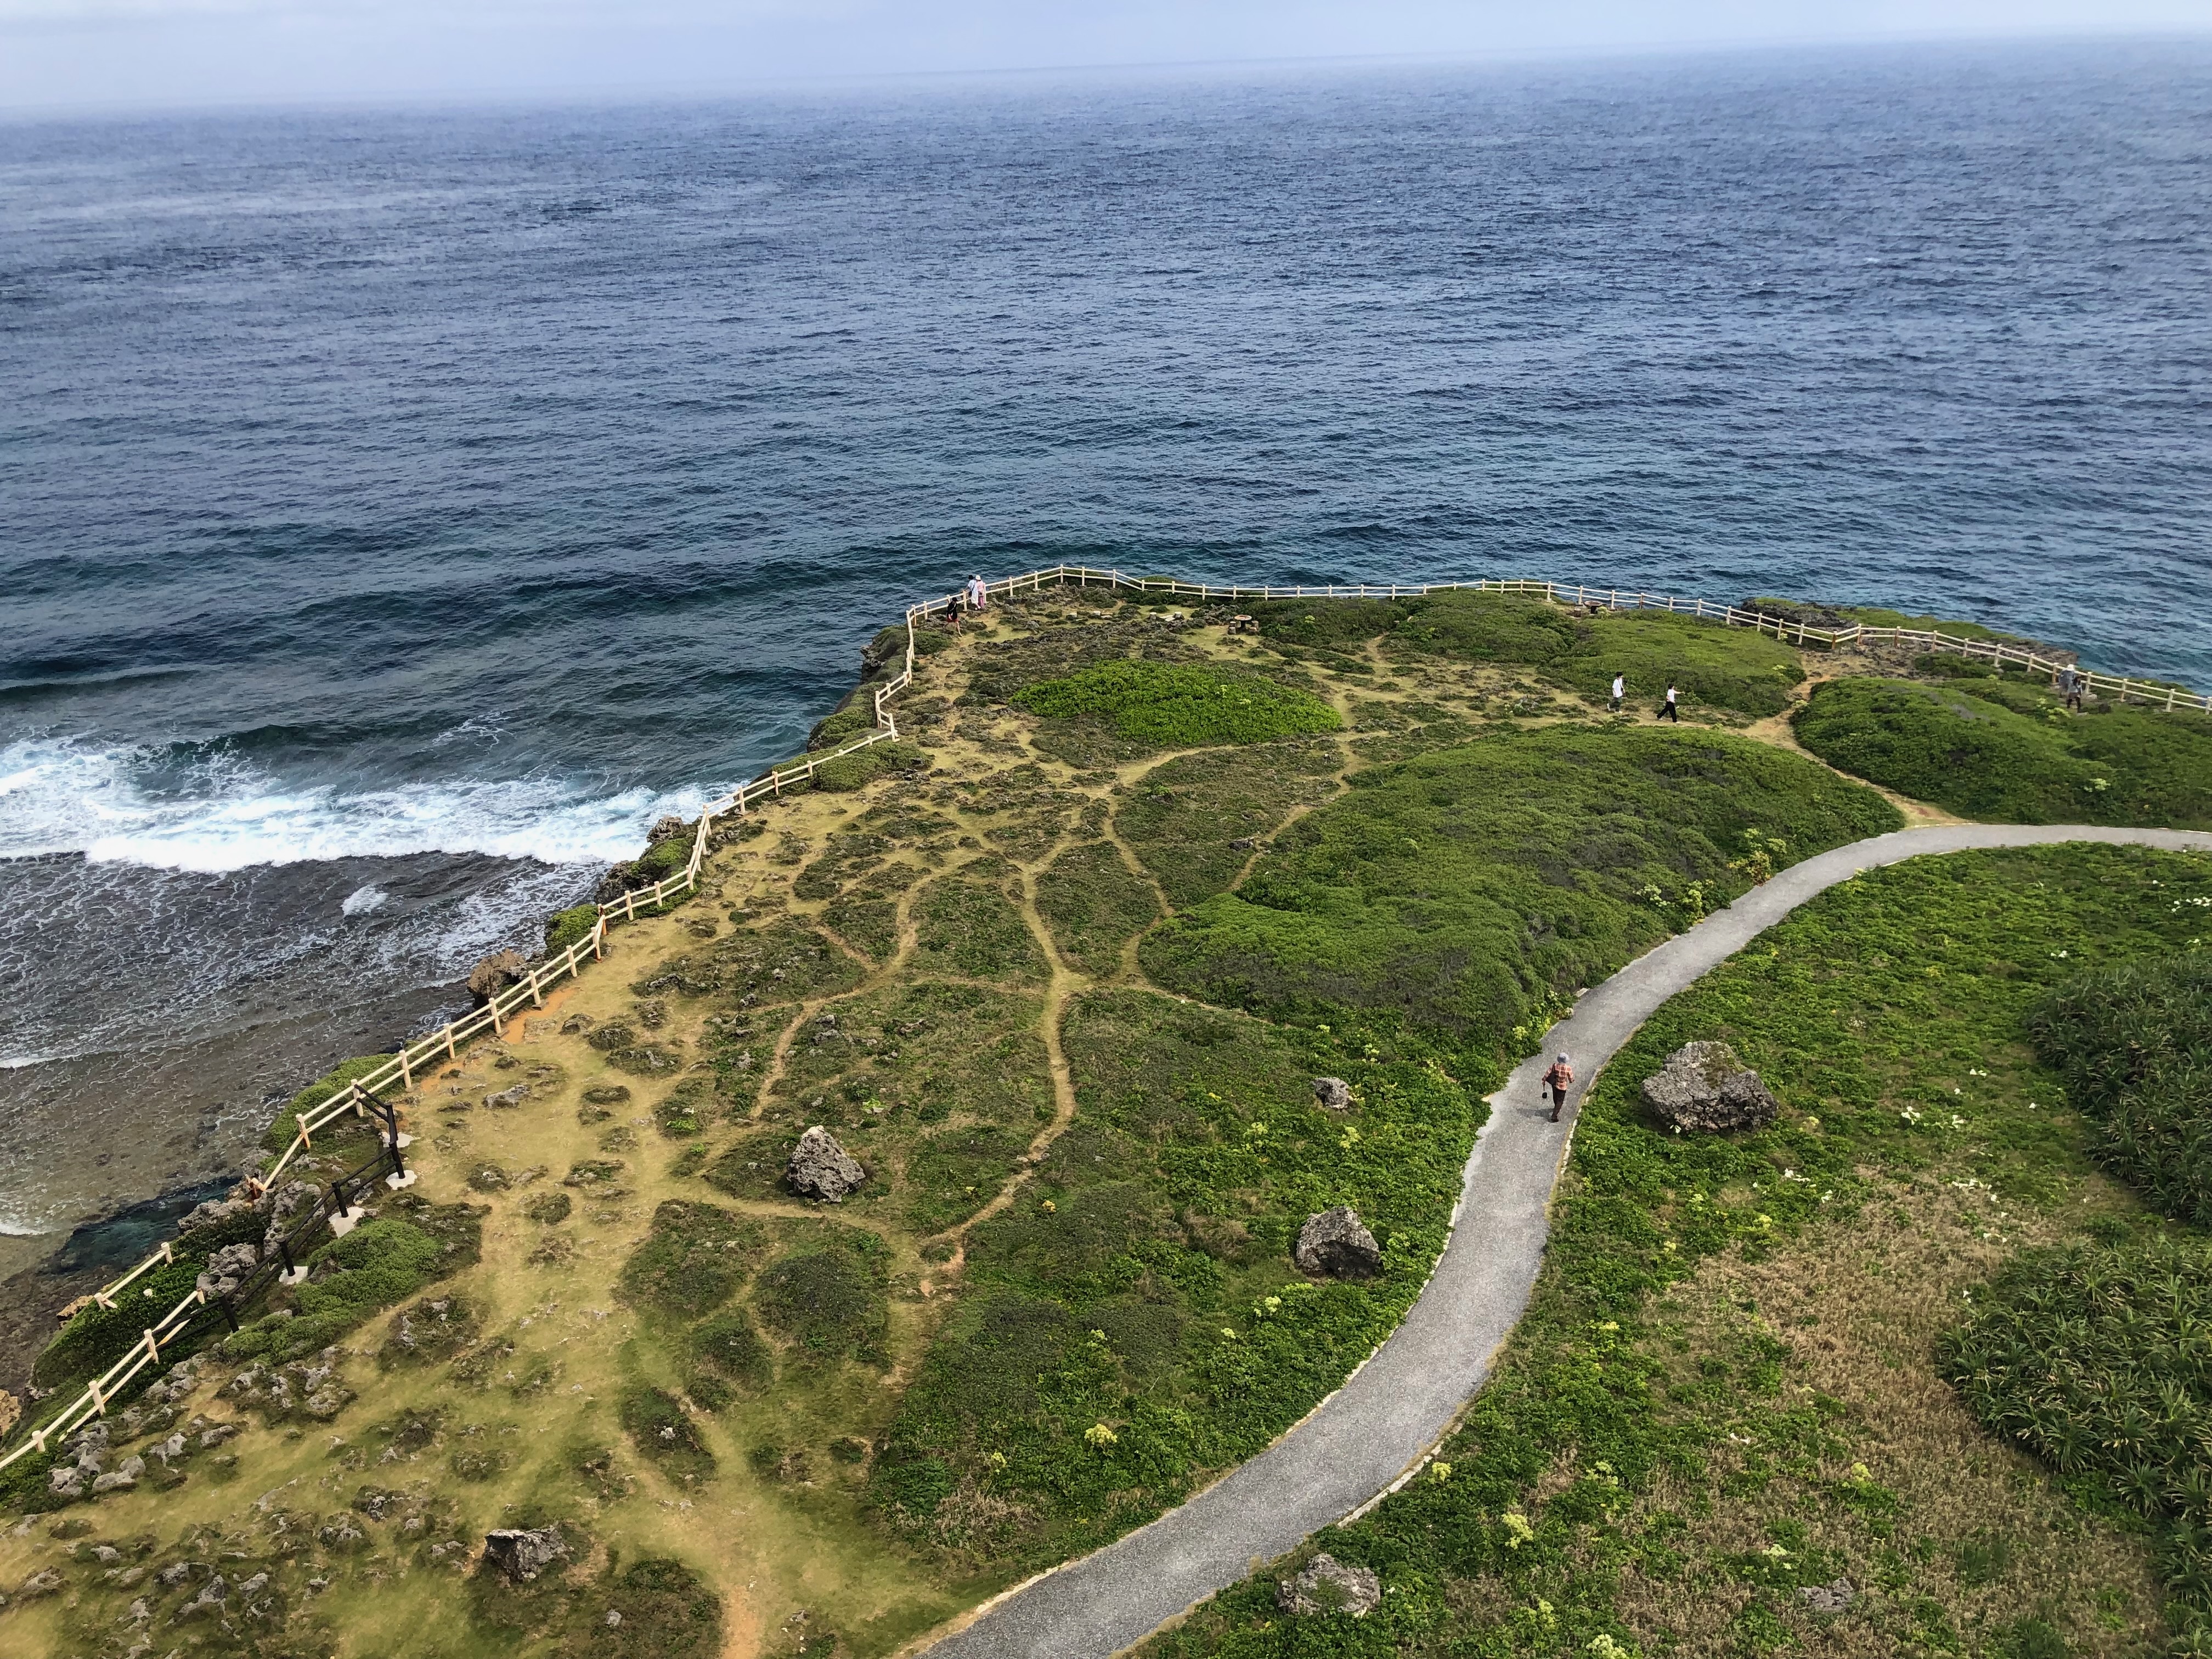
[645,814,690,847]
[1640,1041,1780,1134]
[1276,1552,1382,1617]
[194,1242,259,1300]
[1312,1076,1354,1111]
[786,1126,867,1203]
[1294,1207,1383,1279]
[483,1526,569,1583]
[1800,1578,1857,1612]
[466,950,529,1008]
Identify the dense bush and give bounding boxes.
[260,1053,394,1153]
[2032,958,2212,1226]
[1942,1238,2212,1640]
[1795,676,2212,827]
[544,903,600,956]
[1144,725,1899,1057]
[1013,661,1340,748]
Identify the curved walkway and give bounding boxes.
[923,825,2212,1659]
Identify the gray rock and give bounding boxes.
[176,1191,258,1240]
[1312,1076,1354,1111]
[1801,1577,1857,1612]
[645,815,691,847]
[1294,1207,1383,1279]
[1276,1552,1382,1617]
[483,1526,569,1583]
[1640,1041,1780,1135]
[786,1126,866,1203]
[485,1084,531,1109]
[195,1241,259,1299]
[466,949,529,1008]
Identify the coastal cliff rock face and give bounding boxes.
[466,950,529,1008]
[786,1126,866,1203]
[645,815,690,847]
[1640,1040,1780,1133]
[1294,1207,1383,1279]
[1277,1552,1382,1617]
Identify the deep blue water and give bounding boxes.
[1,38,2208,1255]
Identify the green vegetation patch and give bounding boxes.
[1795,676,2212,827]
[1035,839,1162,977]
[617,1200,766,1319]
[544,902,600,957]
[1145,725,1900,1057]
[1014,660,1340,749]
[259,1053,393,1153]
[1249,590,1807,716]
[1115,738,1344,909]
[902,1124,1032,1234]
[754,1223,893,1366]
[619,1385,716,1481]
[912,868,1049,981]
[224,1198,484,1367]
[1943,1236,2212,1641]
[2033,957,2212,1225]
[1146,843,2209,1659]
[870,989,1479,1575]
[633,918,862,1007]
[688,1307,775,1402]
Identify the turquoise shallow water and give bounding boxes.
[0,38,2207,1268]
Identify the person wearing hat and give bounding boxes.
[1542,1052,1575,1122]
[966,574,989,612]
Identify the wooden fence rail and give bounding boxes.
[6,563,2202,1474]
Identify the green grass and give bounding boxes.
[1794,676,2212,827]
[1144,725,1900,1062]
[1144,842,2212,1659]
[1014,660,1341,749]
[1245,591,1808,717]
[869,989,1481,1575]
[912,867,1050,981]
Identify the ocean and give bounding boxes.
[2,37,2208,1367]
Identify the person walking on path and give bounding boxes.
[967,574,989,612]
[1609,673,1625,714]
[1542,1052,1575,1122]
[2057,664,2083,712]
[1660,680,1679,721]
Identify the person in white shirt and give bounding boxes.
[1660,681,1679,722]
[1609,673,1625,713]
[966,574,988,612]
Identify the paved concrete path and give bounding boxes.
[923,825,2212,1659]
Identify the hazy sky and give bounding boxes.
[1,0,2205,113]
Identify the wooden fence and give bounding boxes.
[5,562,2202,1474]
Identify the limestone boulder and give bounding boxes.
[1311,1076,1354,1111]
[1294,1207,1383,1279]
[194,1242,259,1300]
[1640,1041,1780,1134]
[466,950,529,1008]
[787,1126,866,1204]
[1277,1552,1382,1617]
[484,1526,569,1583]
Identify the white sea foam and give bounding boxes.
[0,736,714,873]
[341,883,390,915]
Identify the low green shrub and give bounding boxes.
[1014,660,1340,749]
[1942,1237,2212,1639]
[223,1200,482,1367]
[689,1307,774,1397]
[814,739,929,792]
[2032,958,2212,1225]
[261,1054,393,1153]
[617,1201,765,1318]
[619,1386,716,1480]
[34,1254,208,1389]
[754,1227,891,1365]
[1144,725,1899,1057]
[544,904,600,956]
[1794,677,2212,827]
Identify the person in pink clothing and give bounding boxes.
[1542,1052,1574,1122]
[966,574,988,612]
